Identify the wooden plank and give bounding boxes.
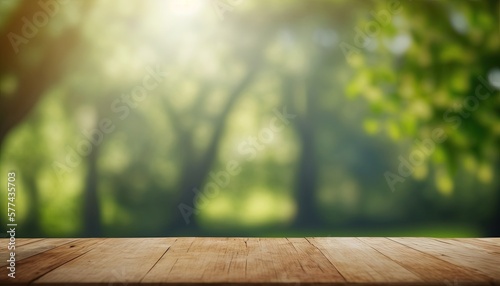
[245,237,277,282]
[391,237,500,282]
[359,237,491,285]
[228,238,249,281]
[16,238,45,247]
[140,237,192,284]
[446,238,500,255]
[143,237,251,283]
[0,238,102,285]
[0,238,45,247]
[258,238,303,283]
[309,237,423,284]
[476,238,500,248]
[201,237,231,281]
[272,238,346,283]
[145,237,343,284]
[0,238,45,267]
[477,238,500,243]
[286,237,346,283]
[0,237,497,285]
[202,238,248,282]
[33,238,176,285]
[169,238,220,282]
[0,238,75,267]
[252,238,346,283]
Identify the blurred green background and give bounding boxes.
[0,0,499,238]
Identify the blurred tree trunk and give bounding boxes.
[83,140,101,237]
[0,0,90,149]
[0,0,93,236]
[294,114,321,228]
[486,160,500,236]
[487,198,500,236]
[83,115,102,237]
[23,177,42,237]
[164,66,259,234]
[282,71,323,228]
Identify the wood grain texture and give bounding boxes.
[0,238,44,248]
[0,237,498,285]
[450,238,500,254]
[359,237,491,285]
[0,238,75,267]
[34,237,176,285]
[391,237,500,283]
[309,237,423,284]
[0,238,102,285]
[283,238,345,283]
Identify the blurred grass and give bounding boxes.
[264,225,481,238]
[168,223,482,238]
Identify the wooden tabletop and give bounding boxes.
[0,237,499,285]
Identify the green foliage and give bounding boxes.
[0,0,498,237]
